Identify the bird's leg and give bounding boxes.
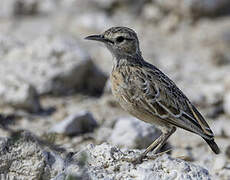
[120,134,164,163]
[146,126,176,159]
[122,127,176,164]
[147,127,176,155]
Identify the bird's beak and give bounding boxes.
[85,34,114,44]
[85,34,106,43]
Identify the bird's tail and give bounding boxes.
[203,138,220,154]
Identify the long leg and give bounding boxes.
[125,126,176,164]
[143,126,176,156]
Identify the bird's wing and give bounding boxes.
[132,65,214,139]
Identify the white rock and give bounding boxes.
[103,79,112,94]
[0,0,57,17]
[109,117,161,149]
[154,0,230,18]
[0,131,81,180]
[200,83,224,105]
[212,154,226,170]
[85,143,211,180]
[50,111,98,136]
[0,132,213,180]
[211,117,230,137]
[142,4,163,22]
[0,35,107,96]
[224,92,230,116]
[0,131,66,179]
[0,75,41,112]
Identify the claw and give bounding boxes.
[120,148,172,164]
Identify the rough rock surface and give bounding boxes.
[154,0,230,19]
[224,92,230,116]
[110,117,161,149]
[82,143,211,180]
[0,36,107,96]
[0,76,41,112]
[0,131,212,180]
[0,0,230,179]
[50,111,98,136]
[0,131,72,180]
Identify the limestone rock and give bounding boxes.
[109,117,161,149]
[0,131,76,180]
[223,92,230,116]
[50,111,98,136]
[85,143,211,180]
[0,76,41,112]
[0,36,107,96]
[154,0,230,19]
[0,132,213,180]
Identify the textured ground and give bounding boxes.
[0,0,230,179]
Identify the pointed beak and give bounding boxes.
[85,34,114,44]
[85,34,105,42]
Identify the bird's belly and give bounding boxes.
[111,74,166,128]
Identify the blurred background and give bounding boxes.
[0,0,230,178]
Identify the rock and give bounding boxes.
[223,92,230,116]
[0,0,57,17]
[13,0,39,15]
[154,0,230,19]
[217,169,230,180]
[224,75,230,91]
[90,0,117,10]
[0,132,212,180]
[0,36,107,96]
[109,117,161,149]
[212,154,226,170]
[103,79,112,94]
[0,76,41,112]
[142,4,163,23]
[0,35,23,57]
[85,143,211,180]
[95,127,113,144]
[90,0,146,13]
[73,12,113,32]
[200,83,224,106]
[50,111,98,136]
[211,117,230,137]
[0,130,78,180]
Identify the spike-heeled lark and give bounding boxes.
[85,27,220,163]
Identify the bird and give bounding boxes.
[85,26,220,163]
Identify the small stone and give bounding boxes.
[211,117,230,137]
[13,0,39,16]
[223,92,230,116]
[0,76,41,112]
[142,4,163,23]
[109,117,161,149]
[154,0,230,19]
[103,79,112,94]
[213,154,226,170]
[50,111,98,136]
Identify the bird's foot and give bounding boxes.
[121,149,172,165]
[146,148,172,160]
[120,154,146,165]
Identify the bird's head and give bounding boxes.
[85,27,141,58]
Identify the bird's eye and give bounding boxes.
[116,36,125,43]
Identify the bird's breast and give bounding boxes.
[110,70,125,97]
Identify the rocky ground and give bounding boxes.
[0,0,230,179]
